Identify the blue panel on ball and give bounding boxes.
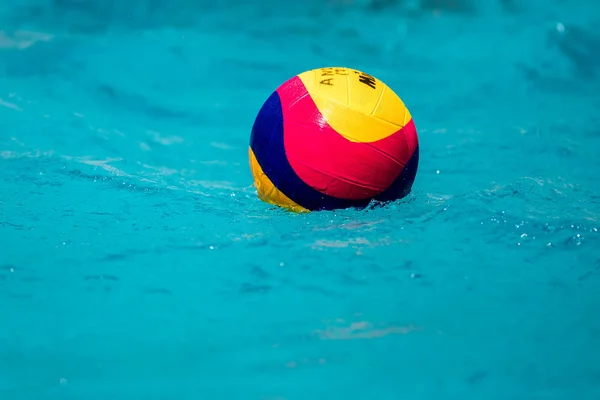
[250,91,370,211]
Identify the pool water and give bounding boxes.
[1,0,599,398]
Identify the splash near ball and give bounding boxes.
[249,66,419,212]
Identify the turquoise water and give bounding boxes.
[1,0,600,398]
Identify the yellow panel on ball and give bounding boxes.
[248,147,309,213]
[297,67,412,143]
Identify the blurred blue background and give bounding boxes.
[1,0,599,399]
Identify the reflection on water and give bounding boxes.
[315,320,422,340]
